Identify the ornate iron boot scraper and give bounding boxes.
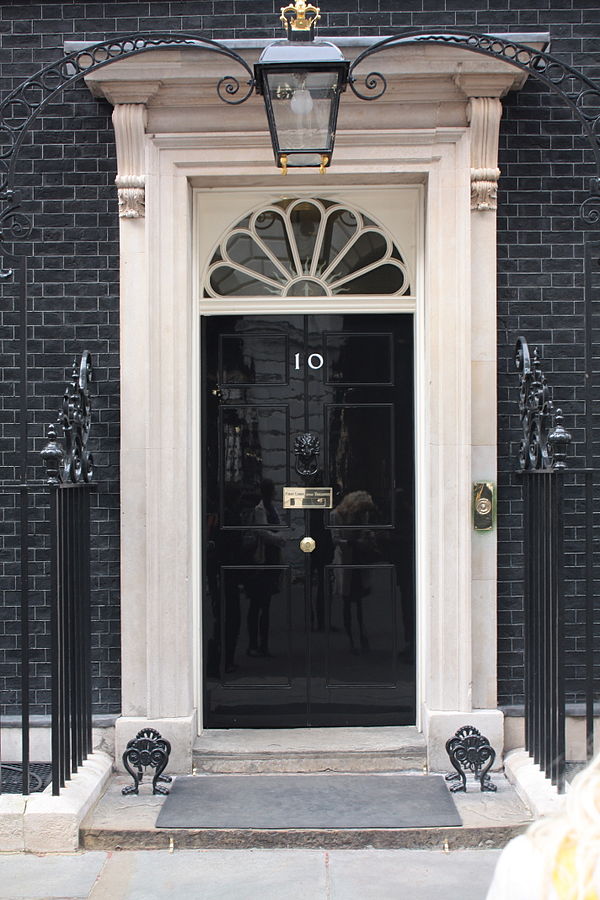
[122,728,172,795]
[445,725,496,793]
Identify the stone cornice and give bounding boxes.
[83,39,545,131]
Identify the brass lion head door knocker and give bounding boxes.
[294,432,320,477]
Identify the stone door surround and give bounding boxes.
[82,35,544,772]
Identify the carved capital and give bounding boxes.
[467,98,502,211]
[112,104,148,219]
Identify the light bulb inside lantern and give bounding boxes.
[290,87,313,116]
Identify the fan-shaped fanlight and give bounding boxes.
[204,198,412,298]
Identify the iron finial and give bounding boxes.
[40,352,95,484]
[548,408,572,470]
[515,336,570,472]
[41,422,64,484]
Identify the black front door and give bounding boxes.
[202,313,415,727]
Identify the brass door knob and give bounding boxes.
[300,536,316,553]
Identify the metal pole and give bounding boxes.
[49,485,60,796]
[556,472,566,792]
[17,255,29,796]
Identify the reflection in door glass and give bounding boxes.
[326,333,393,384]
[327,405,393,526]
[325,566,397,683]
[221,406,288,527]
[220,334,289,385]
[217,567,291,686]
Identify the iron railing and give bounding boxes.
[0,353,94,796]
[522,469,566,791]
[515,336,599,792]
[49,481,93,795]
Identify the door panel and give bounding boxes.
[325,403,395,526]
[203,313,415,727]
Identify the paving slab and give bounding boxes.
[87,848,501,900]
[89,849,328,900]
[328,848,501,900]
[0,851,107,899]
[0,847,503,900]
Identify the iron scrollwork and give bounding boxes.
[515,336,572,471]
[41,351,94,484]
[217,74,255,105]
[2,28,600,274]
[0,33,256,273]
[349,70,387,101]
[445,725,497,793]
[0,189,32,278]
[121,727,172,796]
[294,432,320,477]
[348,29,600,225]
[581,176,600,226]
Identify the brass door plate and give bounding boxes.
[283,487,333,509]
[473,482,495,531]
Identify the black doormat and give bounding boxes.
[1,762,53,794]
[156,774,462,829]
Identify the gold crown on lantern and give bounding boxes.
[280,0,321,34]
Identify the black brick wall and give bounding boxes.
[0,0,598,715]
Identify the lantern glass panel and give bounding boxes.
[265,69,339,161]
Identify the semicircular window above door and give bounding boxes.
[203,197,412,298]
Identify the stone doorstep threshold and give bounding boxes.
[194,753,426,775]
[0,751,113,854]
[193,726,426,755]
[193,727,427,772]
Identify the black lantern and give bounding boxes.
[254,1,350,173]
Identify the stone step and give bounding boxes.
[82,822,527,852]
[81,769,533,852]
[192,726,427,774]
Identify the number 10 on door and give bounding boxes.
[294,353,324,371]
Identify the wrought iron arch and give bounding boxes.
[0,32,255,277]
[347,28,600,226]
[2,27,600,277]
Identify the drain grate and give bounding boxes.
[1,763,53,794]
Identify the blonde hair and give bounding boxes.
[528,753,600,899]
